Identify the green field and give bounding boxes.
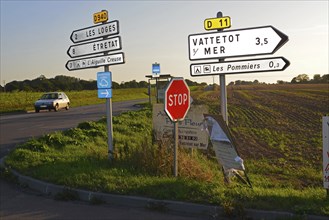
[2,84,329,217]
[0,88,148,113]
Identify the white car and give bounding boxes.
[34,92,70,113]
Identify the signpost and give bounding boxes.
[152,63,160,78]
[67,36,122,58]
[165,78,190,177]
[188,25,288,60]
[188,12,289,125]
[66,10,125,161]
[70,20,119,43]
[188,11,289,185]
[190,57,290,76]
[66,52,124,71]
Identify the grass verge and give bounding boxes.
[3,106,328,217]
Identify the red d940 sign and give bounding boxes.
[165,78,190,122]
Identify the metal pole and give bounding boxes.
[104,65,113,161]
[220,75,228,124]
[217,11,228,125]
[101,18,113,161]
[174,121,178,177]
[156,78,159,103]
[148,79,151,104]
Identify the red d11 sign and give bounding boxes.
[165,78,191,122]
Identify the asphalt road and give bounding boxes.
[0,99,205,219]
[0,99,145,158]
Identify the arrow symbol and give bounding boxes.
[98,88,112,99]
[101,90,110,97]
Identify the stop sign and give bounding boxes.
[165,78,190,121]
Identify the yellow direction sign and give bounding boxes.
[204,16,231,30]
[94,10,108,24]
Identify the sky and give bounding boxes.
[1,0,328,86]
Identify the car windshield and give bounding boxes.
[40,93,58,100]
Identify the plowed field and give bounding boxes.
[193,84,329,188]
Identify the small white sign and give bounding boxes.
[70,20,119,43]
[66,53,124,71]
[67,36,121,58]
[190,57,290,76]
[323,116,329,189]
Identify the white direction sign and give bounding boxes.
[66,52,124,71]
[70,20,119,43]
[188,26,288,61]
[190,57,290,76]
[67,36,121,58]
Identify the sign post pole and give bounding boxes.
[174,121,179,177]
[217,11,228,125]
[101,17,114,161]
[323,116,329,197]
[105,65,113,161]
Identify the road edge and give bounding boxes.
[1,156,327,220]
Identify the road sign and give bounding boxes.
[67,36,121,58]
[188,25,288,61]
[97,72,112,99]
[94,10,108,24]
[165,78,190,122]
[190,57,290,77]
[98,89,112,98]
[152,63,160,74]
[70,20,119,43]
[97,71,112,89]
[204,16,231,30]
[152,63,160,78]
[66,52,124,71]
[153,104,209,149]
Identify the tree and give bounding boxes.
[322,74,329,83]
[293,74,310,83]
[313,74,321,83]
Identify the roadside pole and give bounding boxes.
[323,116,329,198]
[174,121,178,177]
[102,24,114,161]
[105,64,113,161]
[217,11,228,125]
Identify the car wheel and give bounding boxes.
[35,108,40,113]
[65,103,69,110]
[54,104,59,112]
